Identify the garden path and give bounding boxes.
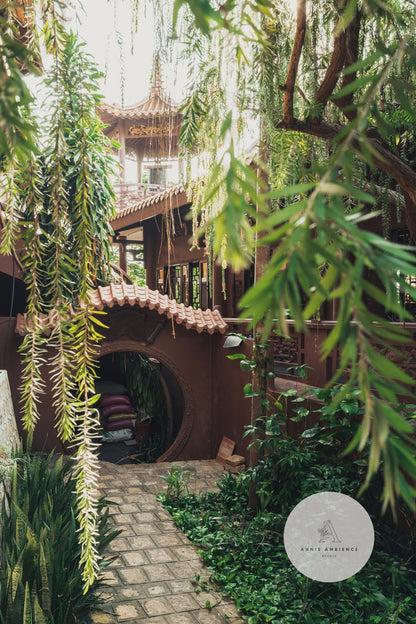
[89,460,245,624]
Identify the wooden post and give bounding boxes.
[118,236,127,273]
[119,120,126,183]
[212,263,223,312]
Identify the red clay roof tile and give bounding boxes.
[112,184,187,222]
[92,284,227,334]
[15,284,227,336]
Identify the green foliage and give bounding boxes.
[116,352,166,421]
[12,29,116,589]
[0,448,120,624]
[160,403,416,624]
[19,32,116,310]
[0,3,41,253]
[159,464,193,502]
[244,387,371,514]
[164,0,416,512]
[127,260,146,286]
[0,1,115,592]
[179,90,208,150]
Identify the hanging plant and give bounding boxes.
[8,24,117,590]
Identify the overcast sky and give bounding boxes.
[71,0,183,106]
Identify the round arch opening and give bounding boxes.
[96,350,184,464]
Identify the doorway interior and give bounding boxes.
[96,351,184,464]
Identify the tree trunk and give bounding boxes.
[248,127,271,509]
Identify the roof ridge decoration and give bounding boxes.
[98,56,181,121]
[150,51,163,99]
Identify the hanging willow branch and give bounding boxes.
[3,14,117,587]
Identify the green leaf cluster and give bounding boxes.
[0,15,117,589]
[167,0,416,512]
[116,352,170,448]
[0,448,120,624]
[160,410,416,624]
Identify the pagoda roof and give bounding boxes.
[98,87,181,125]
[99,97,179,123]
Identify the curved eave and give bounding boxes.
[111,185,189,230]
[90,284,228,335]
[98,95,181,123]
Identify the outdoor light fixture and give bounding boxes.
[223,335,243,348]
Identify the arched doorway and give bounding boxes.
[98,341,191,463]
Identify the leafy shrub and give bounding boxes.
[160,464,193,502]
[244,386,387,515]
[163,495,415,624]
[0,449,120,624]
[160,396,416,624]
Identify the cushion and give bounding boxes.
[103,418,136,431]
[99,394,132,408]
[95,380,128,395]
[101,429,134,443]
[106,412,137,423]
[101,403,136,419]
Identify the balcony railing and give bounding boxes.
[224,318,416,391]
[113,183,167,212]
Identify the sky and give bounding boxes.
[71,0,184,107]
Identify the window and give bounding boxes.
[392,229,416,318]
[157,261,211,310]
[200,261,208,310]
[182,264,189,305]
[157,268,164,294]
[190,262,200,309]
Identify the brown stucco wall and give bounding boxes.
[98,307,251,461]
[211,335,253,461]
[0,306,252,461]
[0,317,68,453]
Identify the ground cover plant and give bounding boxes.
[0,448,120,624]
[159,393,416,623]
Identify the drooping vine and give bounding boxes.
[0,2,117,588]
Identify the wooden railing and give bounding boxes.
[224,319,416,390]
[113,183,167,211]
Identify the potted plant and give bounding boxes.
[135,410,152,444]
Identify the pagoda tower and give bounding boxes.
[98,56,183,206]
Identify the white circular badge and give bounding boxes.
[283,492,374,582]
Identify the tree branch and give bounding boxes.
[307,28,347,121]
[282,0,307,124]
[361,182,404,210]
[308,6,362,123]
[275,116,416,238]
[332,9,362,122]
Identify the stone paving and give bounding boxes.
[89,460,245,624]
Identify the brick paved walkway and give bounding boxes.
[89,460,245,624]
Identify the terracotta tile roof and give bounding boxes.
[90,284,228,335]
[112,184,188,223]
[15,310,59,336]
[15,285,227,336]
[98,92,180,121]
